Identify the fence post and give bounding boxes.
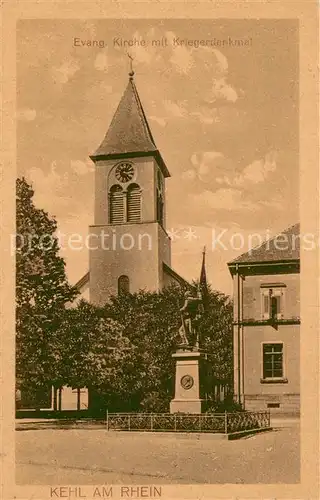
[174,414,177,432]
[224,411,228,434]
[106,410,109,431]
[151,414,153,431]
[128,415,130,431]
[268,409,271,428]
[199,414,202,432]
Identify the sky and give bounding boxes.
[17,19,299,295]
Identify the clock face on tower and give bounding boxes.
[115,162,135,183]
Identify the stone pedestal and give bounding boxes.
[170,348,208,414]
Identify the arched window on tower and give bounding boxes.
[118,275,130,295]
[127,183,141,223]
[109,185,124,224]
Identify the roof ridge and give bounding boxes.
[131,78,157,149]
[283,222,300,233]
[242,222,300,255]
[74,271,90,290]
[228,222,300,265]
[91,76,158,159]
[104,84,129,140]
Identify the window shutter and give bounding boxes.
[262,290,270,319]
[275,290,284,319]
[273,289,284,319]
[276,295,282,319]
[109,185,124,224]
[127,184,141,223]
[242,287,254,320]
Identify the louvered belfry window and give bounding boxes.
[127,183,141,223]
[109,185,124,224]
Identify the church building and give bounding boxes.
[228,223,300,416]
[42,70,187,411]
[76,68,187,306]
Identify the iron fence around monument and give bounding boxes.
[105,411,270,434]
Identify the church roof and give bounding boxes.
[228,223,300,266]
[74,265,189,296]
[74,271,90,291]
[91,74,170,177]
[163,263,190,288]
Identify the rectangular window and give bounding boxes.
[263,343,284,379]
[261,286,285,320]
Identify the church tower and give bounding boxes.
[88,70,182,306]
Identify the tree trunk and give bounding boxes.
[58,387,62,411]
[77,388,81,411]
[53,387,57,411]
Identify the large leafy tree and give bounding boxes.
[16,177,77,310]
[56,300,132,411]
[16,177,78,404]
[103,285,185,412]
[199,286,233,381]
[96,283,233,412]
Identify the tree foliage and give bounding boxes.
[16,177,78,310]
[16,177,78,398]
[102,285,186,411]
[58,284,233,413]
[198,285,234,381]
[56,300,131,395]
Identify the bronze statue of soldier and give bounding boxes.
[178,286,204,350]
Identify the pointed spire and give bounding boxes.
[200,246,207,286]
[199,246,209,310]
[91,71,170,178]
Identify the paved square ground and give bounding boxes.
[16,425,300,484]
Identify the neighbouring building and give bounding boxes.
[227,223,300,415]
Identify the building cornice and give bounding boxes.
[228,259,300,276]
[233,317,301,327]
[90,150,170,178]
